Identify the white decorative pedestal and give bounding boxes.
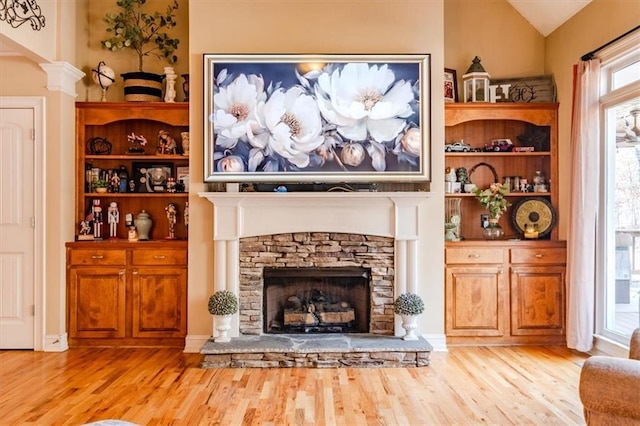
[214,314,233,342]
[400,314,419,340]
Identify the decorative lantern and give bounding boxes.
[462,56,490,102]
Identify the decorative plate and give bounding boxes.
[511,197,557,238]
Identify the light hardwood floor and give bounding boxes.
[0,345,588,425]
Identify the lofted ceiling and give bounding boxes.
[507,0,593,36]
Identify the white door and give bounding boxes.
[0,107,35,349]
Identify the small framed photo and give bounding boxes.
[133,162,173,193]
[175,166,190,192]
[444,68,458,103]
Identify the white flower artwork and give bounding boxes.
[204,54,431,183]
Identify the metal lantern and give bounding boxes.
[462,56,490,102]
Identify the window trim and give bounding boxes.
[596,32,640,345]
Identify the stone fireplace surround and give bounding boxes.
[199,192,431,339]
[243,233,393,335]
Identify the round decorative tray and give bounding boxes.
[511,197,557,238]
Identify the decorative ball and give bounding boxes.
[91,62,115,90]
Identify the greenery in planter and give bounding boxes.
[394,293,425,316]
[92,178,109,189]
[101,0,180,72]
[208,290,239,316]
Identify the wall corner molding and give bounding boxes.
[39,62,85,97]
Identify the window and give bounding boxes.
[597,33,640,344]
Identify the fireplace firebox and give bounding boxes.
[263,267,370,334]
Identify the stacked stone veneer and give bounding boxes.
[239,232,395,335]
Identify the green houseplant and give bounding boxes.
[92,178,109,193]
[394,293,424,341]
[101,0,180,101]
[208,290,238,342]
[472,182,510,240]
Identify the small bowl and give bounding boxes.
[464,183,477,193]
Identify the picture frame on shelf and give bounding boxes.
[175,166,189,192]
[133,162,173,193]
[444,68,458,103]
[203,53,432,183]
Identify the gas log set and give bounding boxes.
[271,289,356,333]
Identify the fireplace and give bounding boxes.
[263,267,370,334]
[199,192,430,339]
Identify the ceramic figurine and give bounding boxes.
[108,201,119,239]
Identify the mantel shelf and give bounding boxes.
[445,151,551,157]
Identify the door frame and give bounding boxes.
[0,96,45,351]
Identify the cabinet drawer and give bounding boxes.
[510,248,566,265]
[446,248,504,264]
[69,249,126,266]
[132,249,186,266]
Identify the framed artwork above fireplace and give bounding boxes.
[203,53,431,183]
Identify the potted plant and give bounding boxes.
[208,290,238,342]
[472,182,510,240]
[101,0,180,101]
[394,293,425,340]
[92,178,109,193]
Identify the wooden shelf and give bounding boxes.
[83,193,189,198]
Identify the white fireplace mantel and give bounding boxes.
[199,191,431,337]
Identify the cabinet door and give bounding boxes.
[445,266,507,336]
[68,267,126,338]
[132,267,187,338]
[510,265,565,336]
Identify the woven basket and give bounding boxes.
[121,72,164,102]
[468,162,498,184]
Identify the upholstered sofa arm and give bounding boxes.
[630,328,640,360]
[579,356,640,423]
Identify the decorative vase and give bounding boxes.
[400,314,419,340]
[134,210,152,241]
[483,218,504,240]
[121,72,164,102]
[214,314,232,342]
[164,67,177,103]
[181,131,189,157]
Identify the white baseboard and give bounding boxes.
[422,333,448,351]
[44,333,68,352]
[184,334,211,353]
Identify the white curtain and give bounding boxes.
[566,60,601,352]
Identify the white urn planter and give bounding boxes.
[214,314,233,342]
[400,314,419,340]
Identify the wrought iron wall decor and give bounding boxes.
[0,0,46,30]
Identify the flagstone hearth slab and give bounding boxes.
[200,334,432,368]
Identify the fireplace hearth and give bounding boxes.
[263,267,370,334]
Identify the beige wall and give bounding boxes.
[0,0,57,63]
[187,0,447,340]
[76,0,189,102]
[444,0,546,90]
[1,0,636,349]
[546,0,640,240]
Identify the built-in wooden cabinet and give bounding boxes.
[444,103,565,345]
[445,103,558,240]
[445,241,565,345]
[74,102,189,241]
[66,242,187,347]
[67,102,189,347]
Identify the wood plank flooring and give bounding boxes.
[0,345,588,425]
